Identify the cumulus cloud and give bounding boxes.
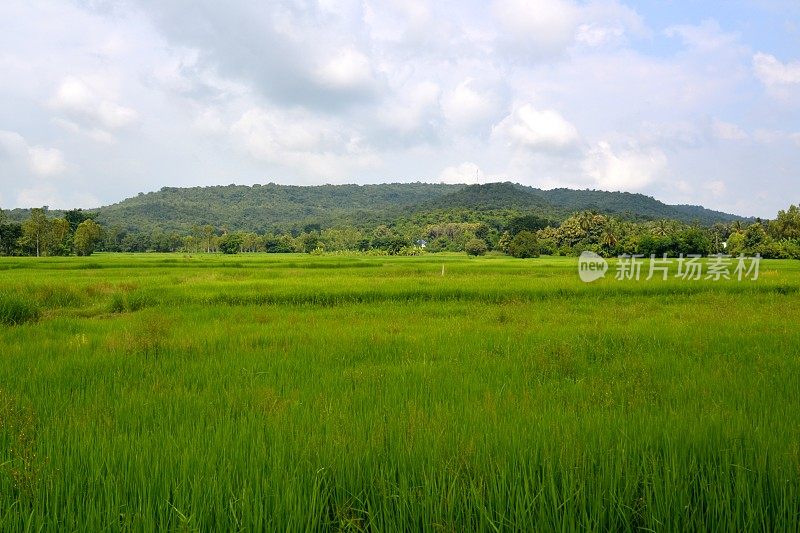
[753,53,800,88]
[439,162,483,184]
[0,130,66,177]
[492,104,580,152]
[441,78,503,133]
[315,48,377,92]
[0,0,797,216]
[49,76,138,130]
[582,140,667,190]
[229,107,379,178]
[492,0,580,56]
[379,81,441,136]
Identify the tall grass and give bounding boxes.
[0,253,798,530]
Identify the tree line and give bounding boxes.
[1,205,799,259]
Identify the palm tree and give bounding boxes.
[601,223,618,254]
[578,211,594,233]
[653,219,670,237]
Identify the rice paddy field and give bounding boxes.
[1,253,799,531]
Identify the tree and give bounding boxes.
[48,218,71,256]
[770,205,800,240]
[218,233,243,254]
[507,215,549,236]
[601,223,618,255]
[465,238,487,256]
[678,226,711,256]
[299,232,320,253]
[0,221,22,256]
[64,209,95,233]
[74,219,102,256]
[21,208,51,257]
[744,223,767,250]
[508,231,540,258]
[726,232,745,255]
[202,225,215,253]
[497,231,512,254]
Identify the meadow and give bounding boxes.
[0,253,799,531]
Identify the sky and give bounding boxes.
[0,1,798,217]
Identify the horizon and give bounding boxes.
[2,1,799,218]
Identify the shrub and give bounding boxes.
[465,238,487,256]
[508,231,540,258]
[396,246,425,256]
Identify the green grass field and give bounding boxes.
[1,253,799,531]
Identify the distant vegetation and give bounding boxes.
[2,182,798,258]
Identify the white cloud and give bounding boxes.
[229,107,379,177]
[439,162,483,184]
[192,108,227,136]
[53,118,116,144]
[492,0,580,56]
[753,52,800,87]
[665,20,740,52]
[315,48,376,91]
[576,24,624,47]
[0,130,66,177]
[15,185,59,208]
[48,76,138,136]
[582,140,667,190]
[704,180,726,197]
[492,104,580,151]
[380,81,441,135]
[442,78,502,132]
[28,146,66,177]
[0,0,796,217]
[712,119,748,141]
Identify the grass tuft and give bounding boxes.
[0,295,40,326]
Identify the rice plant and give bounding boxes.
[0,253,798,530]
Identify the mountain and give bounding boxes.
[5,182,750,232]
[524,187,747,225]
[420,182,554,212]
[93,183,461,233]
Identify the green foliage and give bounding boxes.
[20,208,51,257]
[464,238,487,256]
[299,232,320,253]
[0,221,22,256]
[63,209,96,233]
[73,219,102,256]
[218,233,243,254]
[770,205,800,239]
[507,213,551,235]
[7,187,797,260]
[508,231,540,258]
[6,183,747,239]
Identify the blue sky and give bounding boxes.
[0,0,798,217]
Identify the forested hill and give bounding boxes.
[524,187,745,225]
[6,182,749,233]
